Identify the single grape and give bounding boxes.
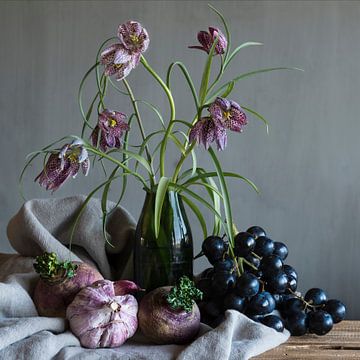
[286,275,297,293]
[249,291,276,315]
[273,242,289,260]
[244,254,261,269]
[235,273,260,298]
[246,313,264,322]
[280,298,304,318]
[308,310,333,335]
[246,226,266,239]
[324,299,346,323]
[260,255,283,275]
[304,288,327,306]
[197,267,214,280]
[214,256,235,273]
[202,235,227,264]
[266,271,288,294]
[283,264,298,281]
[272,293,283,306]
[261,315,284,332]
[211,271,236,296]
[286,311,308,336]
[234,232,256,257]
[223,293,246,312]
[254,236,274,257]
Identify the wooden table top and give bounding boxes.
[253,321,360,359]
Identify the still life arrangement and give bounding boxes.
[22,4,346,350]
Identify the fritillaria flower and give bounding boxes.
[91,109,129,152]
[117,21,149,57]
[100,21,149,80]
[189,27,227,55]
[35,140,90,192]
[209,97,247,132]
[100,44,135,81]
[189,116,227,151]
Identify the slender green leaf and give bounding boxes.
[207,176,222,235]
[182,171,259,193]
[208,147,234,246]
[208,67,304,102]
[108,77,129,96]
[166,62,199,108]
[154,177,170,238]
[182,195,208,239]
[220,81,235,98]
[224,42,263,69]
[242,105,269,134]
[208,4,231,62]
[169,182,225,228]
[134,99,165,128]
[199,37,219,106]
[172,119,193,128]
[183,181,223,199]
[81,92,99,137]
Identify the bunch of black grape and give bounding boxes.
[195,226,346,335]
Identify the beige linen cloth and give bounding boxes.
[0,196,289,359]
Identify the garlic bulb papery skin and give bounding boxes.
[66,279,138,348]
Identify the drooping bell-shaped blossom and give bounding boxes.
[117,20,149,55]
[189,116,227,151]
[100,44,135,81]
[35,140,90,192]
[100,21,149,80]
[91,109,129,152]
[209,97,247,132]
[189,27,227,55]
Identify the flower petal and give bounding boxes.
[114,46,132,64]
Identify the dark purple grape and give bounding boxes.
[304,288,327,306]
[214,257,235,273]
[261,315,284,332]
[249,291,276,315]
[272,293,283,306]
[246,226,266,239]
[283,265,298,281]
[273,242,288,260]
[324,300,346,323]
[308,310,333,335]
[260,255,283,275]
[254,236,274,257]
[246,313,264,322]
[235,273,260,298]
[201,236,227,264]
[223,293,246,312]
[280,298,304,318]
[266,271,288,294]
[234,232,256,257]
[286,312,308,336]
[244,254,261,270]
[287,275,297,293]
[197,267,214,280]
[211,271,236,296]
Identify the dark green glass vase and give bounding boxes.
[134,190,193,292]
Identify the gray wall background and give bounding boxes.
[1,1,359,318]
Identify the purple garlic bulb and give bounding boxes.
[66,279,138,348]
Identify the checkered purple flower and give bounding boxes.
[91,109,129,152]
[189,116,227,151]
[35,140,90,192]
[100,21,149,80]
[189,27,227,55]
[209,97,247,132]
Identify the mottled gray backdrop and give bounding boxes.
[1,1,359,318]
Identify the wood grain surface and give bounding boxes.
[253,321,360,359]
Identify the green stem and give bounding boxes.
[140,56,176,177]
[122,79,156,186]
[172,142,196,182]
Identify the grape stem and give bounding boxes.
[287,288,324,310]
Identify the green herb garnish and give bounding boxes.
[166,276,203,312]
[33,252,78,279]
